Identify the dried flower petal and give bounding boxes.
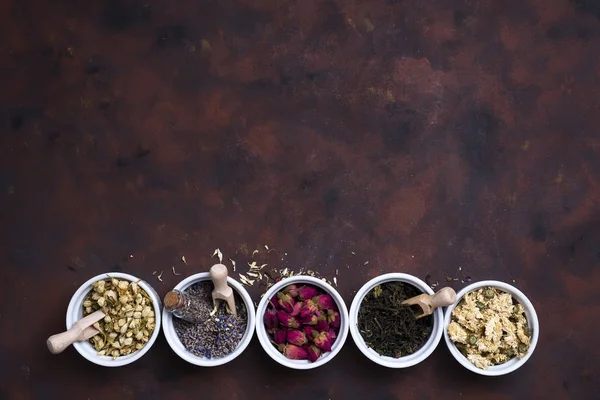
[212,248,223,263]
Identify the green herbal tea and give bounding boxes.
[357,282,433,358]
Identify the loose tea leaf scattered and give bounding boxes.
[357,282,433,358]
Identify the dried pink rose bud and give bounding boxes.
[299,299,318,319]
[281,344,308,360]
[273,329,287,344]
[283,284,299,298]
[313,331,333,352]
[277,311,300,329]
[298,285,320,300]
[326,329,336,343]
[277,292,295,314]
[315,319,329,332]
[312,294,335,310]
[269,294,278,309]
[264,308,278,333]
[327,309,340,329]
[299,314,318,325]
[306,344,322,362]
[287,330,308,346]
[303,325,316,338]
[290,301,303,317]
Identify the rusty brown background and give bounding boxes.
[1,0,600,398]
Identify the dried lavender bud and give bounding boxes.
[173,281,247,359]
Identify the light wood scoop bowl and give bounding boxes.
[47,310,105,354]
[402,287,457,319]
[210,263,237,316]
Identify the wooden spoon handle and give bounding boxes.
[430,287,457,308]
[209,264,230,294]
[47,327,82,354]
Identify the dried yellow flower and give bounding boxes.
[448,287,532,370]
[83,277,155,359]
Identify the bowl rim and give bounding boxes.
[255,276,349,370]
[66,272,162,367]
[348,273,444,368]
[442,280,540,376]
[161,272,256,367]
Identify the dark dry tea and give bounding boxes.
[357,282,433,358]
[173,281,247,359]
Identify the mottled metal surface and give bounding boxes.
[1,0,599,398]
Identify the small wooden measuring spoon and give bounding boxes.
[402,287,457,319]
[47,310,105,354]
[209,263,237,316]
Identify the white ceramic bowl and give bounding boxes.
[66,272,162,367]
[162,273,255,366]
[443,280,539,376]
[255,276,349,369]
[349,273,444,368]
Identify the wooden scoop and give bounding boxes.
[47,310,105,354]
[209,264,236,316]
[402,287,457,319]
